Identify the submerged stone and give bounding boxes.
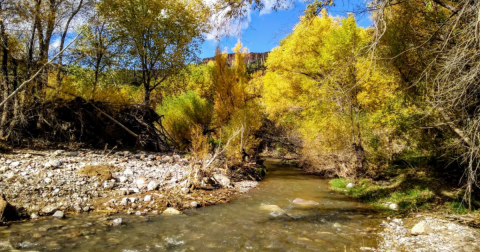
[292,198,319,207]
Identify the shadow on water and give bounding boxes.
[1,159,383,252]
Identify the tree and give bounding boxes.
[69,12,119,100]
[373,0,480,209]
[98,0,208,106]
[263,10,397,177]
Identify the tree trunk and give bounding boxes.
[56,0,84,89]
[0,14,10,139]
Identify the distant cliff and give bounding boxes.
[202,52,269,73]
[202,52,269,66]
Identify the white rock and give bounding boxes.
[147,181,159,191]
[118,176,127,183]
[389,203,399,211]
[135,211,142,216]
[190,201,198,208]
[30,213,39,219]
[5,172,14,179]
[44,177,52,184]
[112,218,122,226]
[45,159,62,168]
[74,204,82,212]
[163,207,181,215]
[124,168,134,176]
[120,198,128,206]
[144,195,152,202]
[135,177,147,188]
[213,174,231,188]
[103,180,115,189]
[181,187,190,194]
[411,222,432,236]
[128,197,138,203]
[10,161,20,167]
[346,183,355,189]
[41,205,58,214]
[52,211,64,218]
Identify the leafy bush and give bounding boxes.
[157,90,213,148]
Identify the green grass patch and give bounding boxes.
[445,201,468,214]
[329,175,435,213]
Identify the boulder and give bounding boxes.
[213,174,231,188]
[112,218,122,226]
[163,207,181,215]
[52,211,64,219]
[411,221,432,236]
[41,205,58,215]
[292,198,320,207]
[259,205,285,213]
[0,193,18,221]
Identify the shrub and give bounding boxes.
[157,90,213,148]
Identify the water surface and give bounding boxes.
[1,160,382,251]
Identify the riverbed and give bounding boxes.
[1,159,383,251]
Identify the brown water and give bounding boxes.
[1,160,383,251]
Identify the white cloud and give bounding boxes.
[259,0,277,16]
[204,0,289,41]
[50,38,62,53]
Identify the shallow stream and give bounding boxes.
[1,160,383,251]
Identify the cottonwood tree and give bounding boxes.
[371,0,480,209]
[69,12,119,100]
[98,0,209,106]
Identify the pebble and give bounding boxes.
[190,201,198,208]
[378,217,480,251]
[0,149,256,220]
[144,195,152,202]
[346,183,354,188]
[30,213,39,219]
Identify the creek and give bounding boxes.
[0,159,383,251]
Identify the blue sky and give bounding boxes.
[200,0,372,59]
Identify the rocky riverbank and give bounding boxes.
[0,149,259,223]
[376,215,480,252]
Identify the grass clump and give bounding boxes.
[329,172,436,212]
[445,201,469,214]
